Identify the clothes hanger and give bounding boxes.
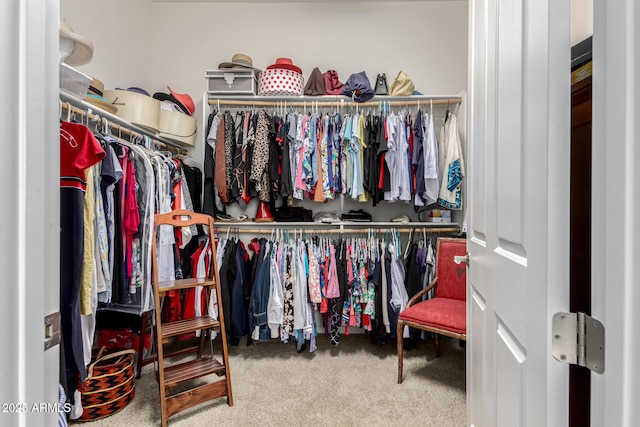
[404,228,414,259]
[445,99,451,123]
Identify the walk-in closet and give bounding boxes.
[54,1,469,425]
[8,0,635,426]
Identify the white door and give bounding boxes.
[0,0,60,425]
[591,0,640,425]
[467,0,571,425]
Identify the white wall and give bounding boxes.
[60,0,153,91]
[572,0,593,45]
[150,1,468,158]
[60,0,469,222]
[151,0,468,221]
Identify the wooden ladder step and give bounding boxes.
[165,380,229,418]
[160,316,220,339]
[164,357,225,388]
[157,277,216,293]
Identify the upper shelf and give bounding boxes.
[206,94,463,108]
[60,91,188,154]
[213,221,459,227]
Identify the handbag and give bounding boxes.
[342,71,375,102]
[76,347,136,421]
[374,73,388,95]
[389,71,415,96]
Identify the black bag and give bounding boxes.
[374,73,388,95]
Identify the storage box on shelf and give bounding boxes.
[103,89,161,133]
[206,70,258,95]
[157,108,197,146]
[60,63,92,99]
[426,209,452,223]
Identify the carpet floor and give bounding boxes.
[80,334,466,426]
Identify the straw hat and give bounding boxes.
[59,20,94,66]
[218,53,261,71]
[84,77,118,115]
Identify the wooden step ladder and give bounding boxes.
[151,210,233,426]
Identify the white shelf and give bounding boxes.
[214,221,458,227]
[60,91,188,153]
[213,221,461,236]
[205,93,463,108]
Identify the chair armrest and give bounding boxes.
[406,277,438,308]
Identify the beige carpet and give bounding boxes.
[80,334,466,426]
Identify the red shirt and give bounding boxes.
[60,121,106,191]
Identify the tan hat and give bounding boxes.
[218,53,261,71]
[87,77,105,97]
[59,20,94,66]
[84,77,118,115]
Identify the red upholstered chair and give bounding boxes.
[397,237,467,384]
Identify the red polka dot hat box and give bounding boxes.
[258,57,304,96]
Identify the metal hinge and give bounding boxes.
[552,312,605,374]
[44,312,61,351]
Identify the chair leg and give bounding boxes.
[397,321,404,384]
[434,334,441,357]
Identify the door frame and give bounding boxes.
[590,0,640,425]
[0,0,60,425]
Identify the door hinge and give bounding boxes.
[44,312,61,351]
[552,312,605,374]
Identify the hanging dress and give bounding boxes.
[437,113,465,209]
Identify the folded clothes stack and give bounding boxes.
[341,209,372,222]
[390,214,410,224]
[313,211,341,224]
[274,206,313,222]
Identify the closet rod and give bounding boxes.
[214,227,461,235]
[207,98,461,108]
[60,93,189,155]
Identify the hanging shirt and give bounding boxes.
[357,113,369,202]
[59,120,105,386]
[309,114,319,187]
[131,145,156,311]
[438,113,465,209]
[331,114,342,194]
[98,144,122,304]
[214,114,229,204]
[424,112,440,205]
[396,111,411,202]
[93,162,110,297]
[307,242,322,303]
[384,113,398,201]
[205,113,224,211]
[80,166,96,316]
[281,114,293,198]
[250,110,272,202]
[292,114,304,200]
[154,156,176,283]
[412,111,427,207]
[340,114,350,194]
[267,244,284,338]
[321,115,332,200]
